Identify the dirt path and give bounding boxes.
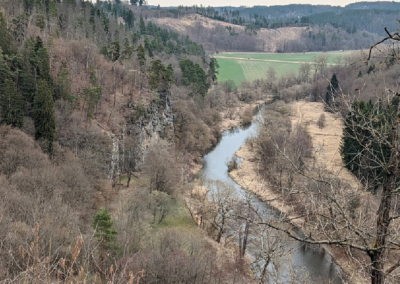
[214,55,339,66]
[296,101,304,124]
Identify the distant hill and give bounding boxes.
[153,14,305,53]
[162,2,400,37]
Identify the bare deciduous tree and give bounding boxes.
[254,94,400,284]
[142,140,180,195]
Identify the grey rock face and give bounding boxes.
[109,90,174,185]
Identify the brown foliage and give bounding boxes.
[142,140,181,195]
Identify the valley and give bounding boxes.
[0,0,400,283]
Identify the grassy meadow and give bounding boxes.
[215,51,353,84]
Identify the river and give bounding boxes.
[201,118,343,283]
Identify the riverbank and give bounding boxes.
[229,101,366,284]
[219,100,266,132]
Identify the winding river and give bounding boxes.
[201,118,343,283]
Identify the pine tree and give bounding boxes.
[91,208,117,265]
[208,57,219,82]
[0,79,24,128]
[0,47,12,87]
[341,100,396,192]
[0,11,13,55]
[325,73,339,109]
[19,39,38,106]
[149,59,173,91]
[137,44,146,71]
[55,64,74,104]
[33,79,56,154]
[139,15,146,35]
[144,36,153,57]
[18,59,36,105]
[36,46,52,84]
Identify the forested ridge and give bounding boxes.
[192,2,400,35]
[151,1,397,52]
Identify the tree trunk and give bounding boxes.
[369,100,400,284]
[260,257,271,283]
[127,172,131,187]
[216,216,225,243]
[240,221,250,259]
[370,251,385,284]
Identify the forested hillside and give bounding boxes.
[0,0,259,282]
[151,2,395,52]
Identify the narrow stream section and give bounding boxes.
[201,120,343,283]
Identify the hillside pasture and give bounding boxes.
[215,51,354,84]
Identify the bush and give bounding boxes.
[317,113,326,129]
[241,105,253,125]
[227,155,239,172]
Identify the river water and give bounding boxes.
[201,120,343,283]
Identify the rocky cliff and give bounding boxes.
[128,90,174,149]
[108,90,174,184]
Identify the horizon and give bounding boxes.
[146,0,397,8]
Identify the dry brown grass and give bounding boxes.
[290,101,360,189]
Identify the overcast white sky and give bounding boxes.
[147,0,390,7]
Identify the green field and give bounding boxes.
[215,51,353,85]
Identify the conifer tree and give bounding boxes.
[0,79,24,128]
[137,44,146,71]
[0,47,11,87]
[0,11,13,55]
[19,59,36,105]
[144,36,153,57]
[208,57,219,82]
[33,79,56,154]
[139,15,146,35]
[341,99,396,192]
[149,59,173,91]
[91,208,117,265]
[55,64,73,103]
[36,44,52,85]
[325,73,339,108]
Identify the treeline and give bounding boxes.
[302,9,400,36]
[146,4,384,53]
[147,2,399,53]
[95,1,206,59]
[277,25,379,52]
[190,2,400,36]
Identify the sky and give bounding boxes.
[146,0,391,7]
